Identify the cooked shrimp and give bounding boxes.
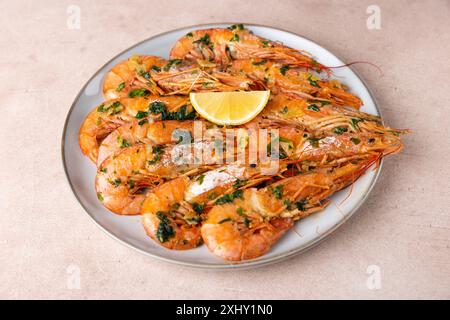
[141,177,203,250]
[78,95,191,163]
[103,55,167,99]
[94,120,308,215]
[170,26,329,73]
[260,93,371,131]
[103,55,253,98]
[150,58,253,95]
[201,157,378,261]
[202,204,293,261]
[96,120,199,167]
[95,139,221,215]
[229,59,362,109]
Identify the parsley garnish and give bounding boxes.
[197,174,205,185]
[280,65,290,75]
[230,34,240,42]
[233,179,247,189]
[148,145,165,165]
[128,88,150,98]
[218,218,232,224]
[269,185,283,200]
[135,110,148,119]
[111,178,121,187]
[228,24,244,30]
[117,136,131,148]
[164,59,182,71]
[116,82,125,92]
[307,104,320,112]
[215,190,243,205]
[333,127,348,135]
[295,199,308,211]
[193,34,211,46]
[351,118,362,130]
[307,75,321,88]
[307,137,321,148]
[192,202,204,214]
[156,212,174,243]
[252,60,267,66]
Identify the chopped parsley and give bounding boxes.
[111,178,121,187]
[192,202,205,214]
[351,118,362,130]
[164,59,182,71]
[148,145,165,165]
[117,136,131,148]
[138,119,148,126]
[151,65,161,72]
[116,82,125,92]
[186,32,193,37]
[350,137,361,145]
[97,101,122,114]
[168,105,196,120]
[283,199,293,210]
[307,75,321,88]
[269,185,283,200]
[233,179,247,189]
[128,180,135,189]
[149,101,167,115]
[333,127,348,135]
[280,65,290,75]
[261,40,269,47]
[128,88,150,98]
[307,137,321,148]
[236,207,245,215]
[229,34,240,42]
[149,102,196,121]
[193,34,211,46]
[228,24,244,30]
[156,212,174,243]
[252,60,267,66]
[215,189,243,205]
[197,174,205,185]
[218,218,232,224]
[307,99,329,106]
[307,104,320,112]
[295,199,308,211]
[135,110,148,119]
[97,192,104,202]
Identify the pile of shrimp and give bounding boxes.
[78,25,409,262]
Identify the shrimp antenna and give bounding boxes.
[327,61,383,77]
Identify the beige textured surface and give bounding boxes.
[0,0,449,299]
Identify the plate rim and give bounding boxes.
[61,22,383,270]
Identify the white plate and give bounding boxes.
[62,23,382,269]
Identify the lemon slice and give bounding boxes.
[190,91,270,125]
